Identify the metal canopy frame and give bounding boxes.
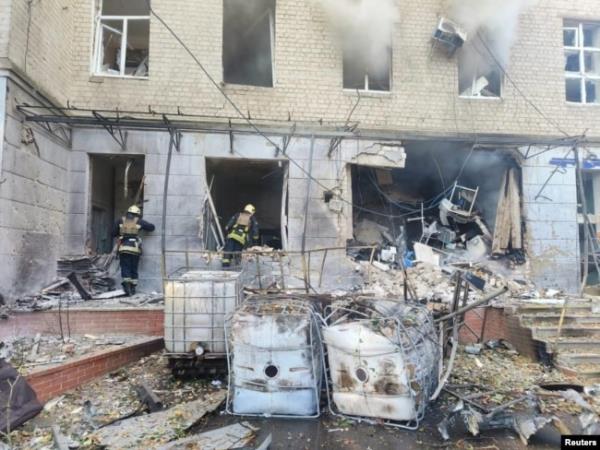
[16,103,584,146]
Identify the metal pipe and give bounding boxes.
[434,286,508,323]
[160,133,176,278]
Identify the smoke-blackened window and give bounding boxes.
[223,0,276,87]
[564,20,600,104]
[343,43,392,92]
[93,0,150,78]
[457,42,502,98]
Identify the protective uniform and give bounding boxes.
[113,206,155,295]
[222,204,259,267]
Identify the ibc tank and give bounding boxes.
[322,299,439,428]
[164,270,242,355]
[226,296,323,417]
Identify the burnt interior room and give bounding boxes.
[89,155,145,254]
[206,158,287,249]
[351,141,520,259]
[222,0,275,87]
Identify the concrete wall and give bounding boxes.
[521,146,580,293]
[0,77,71,301]
[69,127,403,292]
[61,0,600,139]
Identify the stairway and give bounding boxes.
[514,298,600,382]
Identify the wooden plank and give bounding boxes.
[508,168,522,249]
[492,170,510,254]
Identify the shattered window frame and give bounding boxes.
[564,20,600,105]
[92,1,150,79]
[342,44,393,93]
[457,50,503,99]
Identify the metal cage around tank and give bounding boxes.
[163,268,243,361]
[320,298,440,430]
[225,295,324,418]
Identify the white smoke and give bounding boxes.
[446,0,535,88]
[313,0,399,75]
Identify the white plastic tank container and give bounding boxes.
[322,300,438,425]
[226,296,322,417]
[164,270,242,355]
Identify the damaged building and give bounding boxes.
[1,0,600,447]
[0,0,598,300]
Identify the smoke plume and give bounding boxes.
[314,0,399,76]
[446,0,534,90]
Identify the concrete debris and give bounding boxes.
[93,390,227,449]
[156,422,258,450]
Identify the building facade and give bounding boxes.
[0,0,599,300]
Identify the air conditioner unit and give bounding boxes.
[432,17,467,56]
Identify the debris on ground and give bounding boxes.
[4,353,225,449]
[156,422,257,450]
[93,390,226,449]
[437,344,600,442]
[1,335,140,375]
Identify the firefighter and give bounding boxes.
[113,205,155,295]
[222,204,259,267]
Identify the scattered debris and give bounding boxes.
[93,390,226,448]
[157,422,257,450]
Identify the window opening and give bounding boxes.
[343,43,391,92]
[94,0,150,78]
[564,21,600,104]
[458,42,502,98]
[223,0,275,87]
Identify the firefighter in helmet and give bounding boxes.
[113,205,155,295]
[222,204,259,267]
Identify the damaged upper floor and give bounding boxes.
[2,0,600,138]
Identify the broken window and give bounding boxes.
[458,44,502,98]
[564,21,600,104]
[343,44,392,92]
[93,0,150,78]
[222,0,275,87]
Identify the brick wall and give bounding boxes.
[0,0,596,138]
[4,0,73,104]
[459,306,507,344]
[61,0,600,139]
[0,0,11,59]
[0,308,164,339]
[26,337,163,402]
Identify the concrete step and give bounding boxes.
[555,361,600,381]
[534,326,600,339]
[517,300,594,315]
[519,313,600,327]
[557,353,600,366]
[544,338,600,354]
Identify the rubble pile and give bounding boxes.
[438,344,600,443]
